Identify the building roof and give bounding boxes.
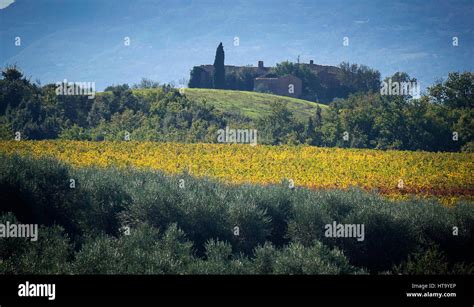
[255,73,302,81]
[197,61,343,82]
[198,64,270,74]
[256,72,279,79]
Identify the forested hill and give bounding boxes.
[0,66,472,152]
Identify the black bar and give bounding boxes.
[0,275,472,304]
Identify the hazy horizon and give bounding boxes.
[1,0,473,91]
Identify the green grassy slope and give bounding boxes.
[180,88,327,121]
[100,87,327,122]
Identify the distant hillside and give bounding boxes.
[171,88,327,121]
[96,86,326,122]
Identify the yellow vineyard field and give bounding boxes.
[1,141,473,205]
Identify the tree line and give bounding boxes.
[0,65,472,152]
[189,42,382,103]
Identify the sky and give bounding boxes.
[0,0,473,91]
[0,0,14,9]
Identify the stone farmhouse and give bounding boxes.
[189,60,343,99]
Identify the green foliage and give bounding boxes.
[339,62,381,96]
[319,85,471,151]
[428,72,473,109]
[257,101,304,145]
[5,226,72,274]
[1,155,472,274]
[0,117,13,140]
[336,202,420,273]
[225,67,256,91]
[59,124,90,140]
[8,94,64,139]
[286,190,333,246]
[71,234,121,274]
[0,65,38,115]
[238,184,295,247]
[188,240,251,274]
[132,78,160,89]
[0,155,89,238]
[75,167,132,236]
[2,65,471,152]
[73,223,194,274]
[272,242,364,274]
[0,213,32,267]
[228,200,272,255]
[394,246,474,275]
[286,188,474,273]
[461,141,474,152]
[0,213,72,274]
[189,66,213,89]
[252,243,277,274]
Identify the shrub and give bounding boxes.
[0,213,30,262]
[0,155,89,239]
[1,154,473,274]
[12,226,72,274]
[286,190,333,246]
[187,240,251,274]
[74,167,133,236]
[252,243,277,274]
[73,223,194,274]
[71,234,120,274]
[0,213,72,274]
[337,208,419,273]
[240,184,295,247]
[273,241,364,274]
[393,246,474,275]
[121,172,231,255]
[287,189,421,272]
[227,199,272,255]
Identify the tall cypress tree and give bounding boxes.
[213,42,225,89]
[313,106,323,146]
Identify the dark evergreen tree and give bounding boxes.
[189,66,212,89]
[0,65,37,115]
[313,105,323,146]
[213,42,225,89]
[314,105,323,127]
[304,117,315,145]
